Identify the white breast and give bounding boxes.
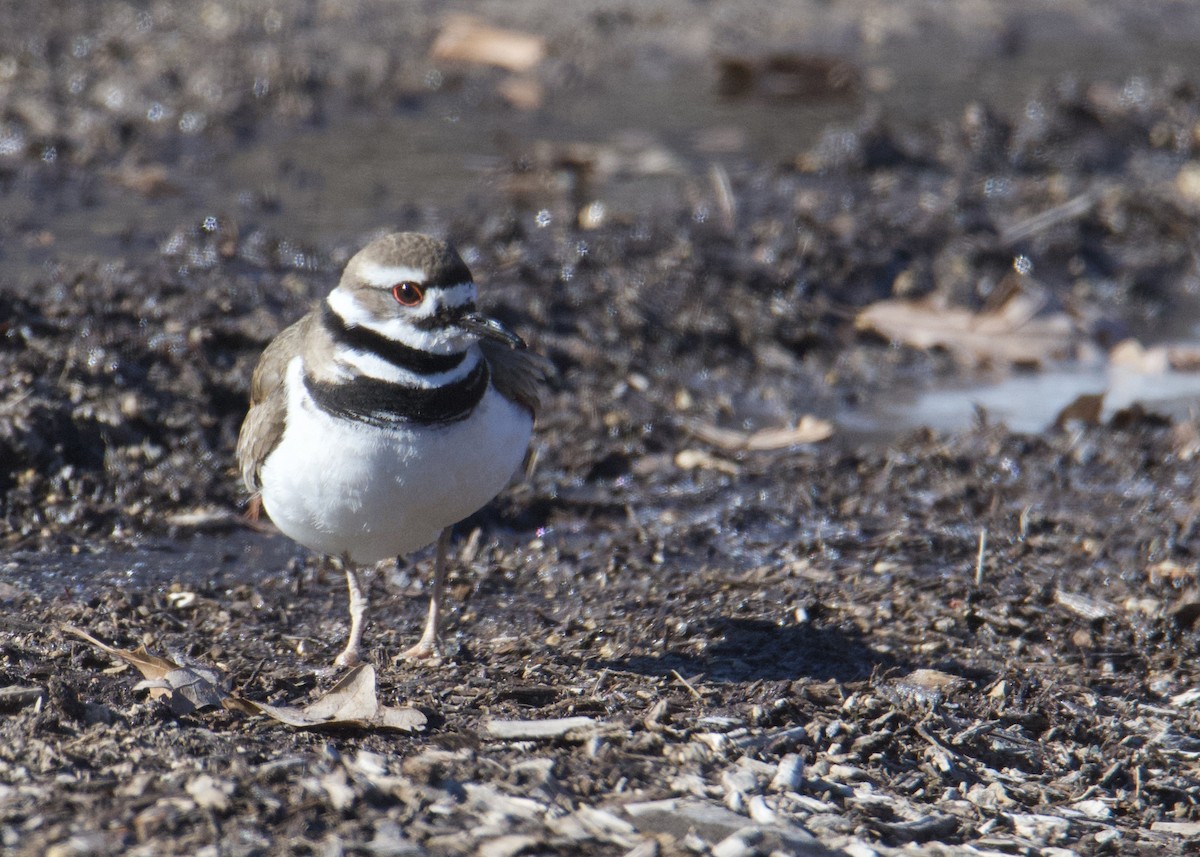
[258,355,533,564]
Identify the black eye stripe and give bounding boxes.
[412,301,477,331]
[321,302,466,374]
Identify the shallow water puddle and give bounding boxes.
[841,361,1200,437]
[2,530,298,598]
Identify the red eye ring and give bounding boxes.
[391,281,424,306]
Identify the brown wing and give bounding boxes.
[481,339,551,417]
[235,313,315,493]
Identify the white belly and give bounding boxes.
[259,361,532,564]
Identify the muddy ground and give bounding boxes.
[3,2,1200,855]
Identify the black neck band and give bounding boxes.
[304,361,489,427]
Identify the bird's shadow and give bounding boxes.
[608,617,902,684]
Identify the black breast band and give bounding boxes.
[304,361,489,427]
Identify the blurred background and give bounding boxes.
[3,0,1200,270]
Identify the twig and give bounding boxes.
[974,528,987,586]
[670,669,703,700]
[1000,192,1095,245]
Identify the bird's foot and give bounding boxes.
[397,639,442,662]
[333,646,364,669]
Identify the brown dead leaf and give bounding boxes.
[63,625,229,714]
[233,664,426,733]
[134,663,229,714]
[1054,392,1105,429]
[856,293,1078,368]
[431,14,545,72]
[1167,343,1200,372]
[683,415,833,451]
[64,626,176,682]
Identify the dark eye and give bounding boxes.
[391,281,424,306]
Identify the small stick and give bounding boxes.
[671,669,703,700]
[974,528,987,586]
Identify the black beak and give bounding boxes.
[458,311,526,350]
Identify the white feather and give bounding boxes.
[334,345,481,388]
[258,355,532,564]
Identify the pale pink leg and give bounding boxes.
[334,563,367,668]
[401,527,451,660]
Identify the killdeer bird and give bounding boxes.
[237,232,543,666]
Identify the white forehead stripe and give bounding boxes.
[356,261,427,287]
[436,282,478,308]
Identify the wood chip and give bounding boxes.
[477,835,543,857]
[1147,560,1197,582]
[0,685,46,711]
[1150,821,1200,836]
[888,668,969,705]
[770,754,805,792]
[623,799,827,853]
[431,14,545,72]
[185,774,233,812]
[1008,813,1070,843]
[674,448,739,474]
[484,716,597,740]
[682,415,833,451]
[547,806,639,847]
[1053,589,1114,620]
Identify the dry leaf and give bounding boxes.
[683,415,833,451]
[233,664,426,733]
[65,625,177,681]
[134,663,229,714]
[1054,392,1105,429]
[63,625,229,714]
[856,293,1078,368]
[431,14,545,72]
